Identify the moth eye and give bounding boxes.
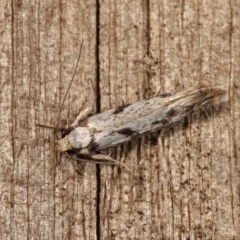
[68,127,93,149]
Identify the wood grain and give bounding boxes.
[0,0,239,239]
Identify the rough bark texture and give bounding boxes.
[0,0,239,239]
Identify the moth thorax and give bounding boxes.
[68,127,93,149]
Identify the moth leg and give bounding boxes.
[65,151,134,174]
[89,153,119,164]
[65,150,117,165]
[71,107,92,127]
[90,154,134,174]
[76,149,119,165]
[71,158,86,176]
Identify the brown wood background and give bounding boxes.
[0,0,239,239]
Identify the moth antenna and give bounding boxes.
[56,40,84,131]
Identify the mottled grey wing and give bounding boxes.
[85,86,224,152]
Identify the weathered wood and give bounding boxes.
[99,0,239,239]
[0,0,239,239]
[0,1,97,239]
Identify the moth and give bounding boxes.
[38,43,224,164]
[59,85,225,163]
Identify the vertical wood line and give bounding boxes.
[95,0,101,239]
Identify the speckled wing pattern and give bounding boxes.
[60,85,224,153]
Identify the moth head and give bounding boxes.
[58,127,93,152]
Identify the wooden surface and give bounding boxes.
[0,0,239,239]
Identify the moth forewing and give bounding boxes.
[58,85,225,159]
